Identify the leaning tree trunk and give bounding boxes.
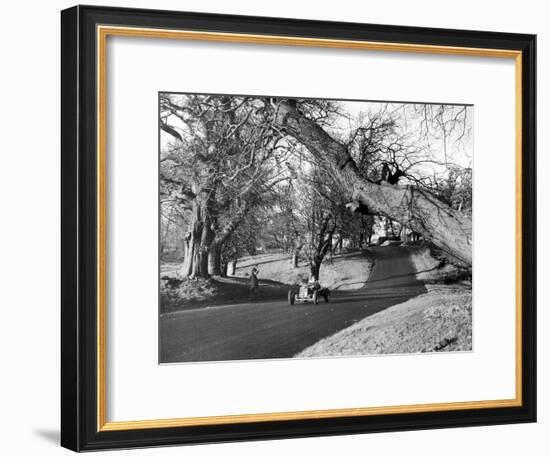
[274,101,472,267]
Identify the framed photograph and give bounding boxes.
[61,5,536,452]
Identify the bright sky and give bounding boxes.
[160,95,474,176]
[332,100,473,171]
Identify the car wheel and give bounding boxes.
[313,291,318,305]
[288,290,295,306]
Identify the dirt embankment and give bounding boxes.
[297,284,472,357]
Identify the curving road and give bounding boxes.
[160,247,426,363]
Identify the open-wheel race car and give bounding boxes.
[288,283,330,305]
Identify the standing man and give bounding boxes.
[249,265,260,299]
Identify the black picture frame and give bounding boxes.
[61,4,536,452]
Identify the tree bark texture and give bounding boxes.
[180,192,216,278]
[207,203,251,276]
[309,213,336,281]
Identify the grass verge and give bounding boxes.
[296,285,472,357]
[160,250,374,313]
[160,276,289,313]
[235,250,373,291]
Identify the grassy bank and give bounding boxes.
[160,276,290,313]
[235,250,373,291]
[161,250,373,313]
[296,285,472,357]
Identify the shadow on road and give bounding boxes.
[160,246,428,363]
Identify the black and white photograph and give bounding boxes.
[159,93,473,363]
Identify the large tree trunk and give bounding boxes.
[309,213,336,281]
[207,202,251,276]
[180,194,215,279]
[181,221,209,278]
[309,239,333,281]
[208,241,222,276]
[274,101,472,266]
[181,233,194,278]
[309,258,321,282]
[196,212,214,277]
[181,225,210,278]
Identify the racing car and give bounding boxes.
[288,282,329,305]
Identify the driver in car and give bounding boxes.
[308,276,321,291]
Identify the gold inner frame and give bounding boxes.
[96,25,523,432]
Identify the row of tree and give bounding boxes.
[160,94,473,280]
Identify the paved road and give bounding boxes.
[160,247,426,363]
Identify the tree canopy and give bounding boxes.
[160,94,473,279]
